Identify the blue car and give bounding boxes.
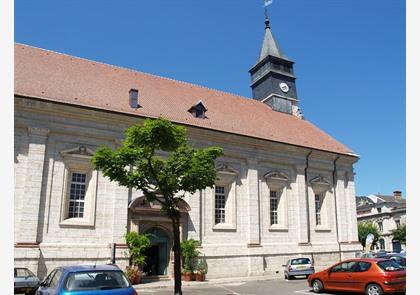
[36,264,138,295]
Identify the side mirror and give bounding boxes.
[282,264,286,267]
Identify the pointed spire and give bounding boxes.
[258,16,288,62]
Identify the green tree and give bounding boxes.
[125,232,151,267]
[358,221,381,250]
[391,223,406,244]
[92,118,223,295]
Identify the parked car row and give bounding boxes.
[15,264,138,295]
[282,255,406,295]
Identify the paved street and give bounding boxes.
[135,277,350,295]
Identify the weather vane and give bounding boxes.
[264,0,273,19]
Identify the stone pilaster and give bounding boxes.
[247,159,260,245]
[296,165,309,244]
[18,127,49,243]
[345,171,359,242]
[335,170,348,242]
[113,183,129,243]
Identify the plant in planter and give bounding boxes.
[125,265,142,285]
[181,239,200,281]
[195,259,208,281]
[124,231,151,284]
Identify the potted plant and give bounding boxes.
[181,267,194,281]
[181,239,200,281]
[124,232,151,284]
[195,259,208,281]
[125,265,142,284]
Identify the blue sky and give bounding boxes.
[15,0,405,197]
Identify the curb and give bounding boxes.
[134,275,282,290]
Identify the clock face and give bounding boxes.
[279,82,289,93]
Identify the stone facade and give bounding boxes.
[356,192,406,252]
[14,96,361,279]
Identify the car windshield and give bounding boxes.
[65,270,130,291]
[291,258,311,265]
[377,260,405,272]
[14,268,35,277]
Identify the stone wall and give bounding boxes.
[14,96,361,278]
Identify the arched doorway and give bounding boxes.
[143,227,170,276]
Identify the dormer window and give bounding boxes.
[188,100,207,119]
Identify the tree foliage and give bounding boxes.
[358,221,381,249]
[92,118,223,295]
[391,223,406,244]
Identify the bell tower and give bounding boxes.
[249,17,302,117]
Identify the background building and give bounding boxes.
[356,191,406,252]
[14,18,361,279]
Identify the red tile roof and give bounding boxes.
[14,43,356,156]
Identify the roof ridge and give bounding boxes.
[15,42,253,103]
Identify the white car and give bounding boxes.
[283,258,314,280]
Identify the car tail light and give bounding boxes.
[288,266,292,271]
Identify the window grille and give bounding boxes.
[315,194,322,225]
[68,172,86,218]
[215,186,226,224]
[270,190,278,225]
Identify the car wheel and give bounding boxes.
[365,283,383,295]
[312,279,324,293]
[284,274,288,280]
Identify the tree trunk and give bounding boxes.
[171,216,182,295]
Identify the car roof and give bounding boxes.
[58,264,121,272]
[386,253,406,257]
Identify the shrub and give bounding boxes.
[180,239,200,273]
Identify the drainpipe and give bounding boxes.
[199,190,203,245]
[333,155,343,261]
[304,150,312,244]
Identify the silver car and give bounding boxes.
[283,258,314,280]
[14,267,40,295]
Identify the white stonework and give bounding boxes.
[356,193,406,252]
[14,96,361,279]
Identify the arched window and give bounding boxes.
[264,171,289,230]
[310,176,331,230]
[213,164,239,230]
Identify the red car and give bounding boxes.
[307,258,405,295]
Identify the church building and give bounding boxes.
[14,17,361,279]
